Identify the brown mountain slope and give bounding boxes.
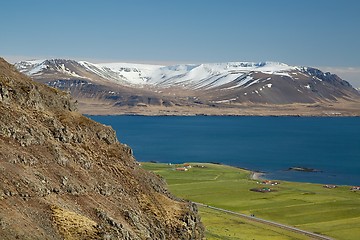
[0,58,204,239]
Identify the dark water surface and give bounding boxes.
[89,115,360,185]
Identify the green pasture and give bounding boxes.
[199,206,309,240]
[142,162,360,240]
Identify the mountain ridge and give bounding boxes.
[16,59,302,89]
[14,59,360,116]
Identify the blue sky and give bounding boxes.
[1,0,360,85]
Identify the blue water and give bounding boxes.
[89,116,360,185]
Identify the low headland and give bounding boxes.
[288,166,323,172]
[141,161,360,240]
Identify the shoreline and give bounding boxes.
[79,100,360,117]
[145,162,359,186]
[250,171,266,181]
[84,112,360,117]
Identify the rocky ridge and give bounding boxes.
[0,57,204,239]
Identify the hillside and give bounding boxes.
[0,57,204,239]
[15,59,360,116]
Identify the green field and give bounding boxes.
[142,162,360,240]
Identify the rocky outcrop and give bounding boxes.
[0,58,204,239]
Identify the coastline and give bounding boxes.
[250,171,266,181]
[79,100,360,117]
[144,161,360,186]
[89,114,359,186]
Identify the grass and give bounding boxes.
[51,205,100,240]
[142,162,360,240]
[199,206,309,240]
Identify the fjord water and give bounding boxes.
[90,116,360,185]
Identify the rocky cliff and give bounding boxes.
[0,57,204,239]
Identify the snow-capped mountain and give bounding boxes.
[16,59,298,90]
[14,59,360,115]
[16,59,85,78]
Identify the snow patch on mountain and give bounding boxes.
[15,60,46,75]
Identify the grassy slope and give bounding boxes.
[142,162,360,240]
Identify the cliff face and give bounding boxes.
[0,58,204,239]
